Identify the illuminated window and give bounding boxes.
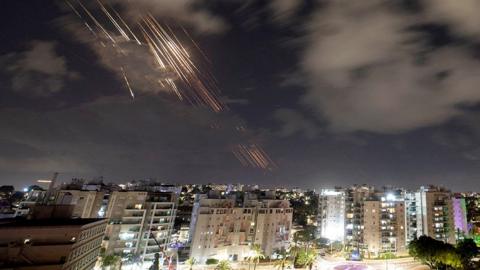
[134,204,142,209]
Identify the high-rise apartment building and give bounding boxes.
[189,193,292,263]
[452,196,469,240]
[317,189,345,242]
[363,191,406,257]
[344,185,375,254]
[103,191,177,262]
[405,186,456,244]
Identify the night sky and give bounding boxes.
[2,0,480,191]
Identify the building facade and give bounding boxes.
[452,196,469,240]
[317,189,345,242]
[103,191,177,262]
[0,218,107,270]
[189,194,292,263]
[344,185,375,254]
[406,186,456,244]
[56,190,105,218]
[363,191,406,257]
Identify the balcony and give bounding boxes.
[122,220,143,225]
[123,215,144,219]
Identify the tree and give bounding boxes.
[215,260,232,270]
[274,248,292,270]
[408,235,464,269]
[100,255,121,270]
[293,225,316,248]
[206,258,219,265]
[437,247,462,269]
[247,244,265,270]
[289,245,301,261]
[185,257,197,270]
[409,236,442,269]
[288,190,318,226]
[295,249,317,270]
[457,238,479,269]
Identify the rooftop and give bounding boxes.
[0,218,106,228]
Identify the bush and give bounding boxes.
[206,258,219,265]
[378,252,396,259]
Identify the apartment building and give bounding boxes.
[189,194,292,263]
[452,196,469,240]
[0,218,107,270]
[406,186,456,244]
[345,185,375,254]
[317,189,345,242]
[363,191,406,257]
[103,191,177,262]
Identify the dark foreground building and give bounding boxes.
[0,218,107,270]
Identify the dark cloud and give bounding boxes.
[1,41,79,96]
[286,0,480,134]
[109,0,227,34]
[4,0,480,191]
[267,0,303,22]
[58,15,175,97]
[0,95,248,185]
[273,108,320,139]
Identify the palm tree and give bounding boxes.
[274,250,292,270]
[303,249,317,270]
[274,259,292,270]
[185,257,197,270]
[289,245,301,262]
[247,244,265,270]
[215,260,232,270]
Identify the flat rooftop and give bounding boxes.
[0,218,106,228]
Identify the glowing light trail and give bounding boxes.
[65,0,276,170]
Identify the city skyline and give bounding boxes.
[3,1,480,190]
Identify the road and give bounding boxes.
[314,256,428,270]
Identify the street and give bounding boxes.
[314,256,428,270]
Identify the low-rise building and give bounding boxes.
[0,218,107,270]
[56,190,105,218]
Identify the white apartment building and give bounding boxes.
[317,189,345,242]
[189,194,292,263]
[103,191,177,262]
[406,186,455,244]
